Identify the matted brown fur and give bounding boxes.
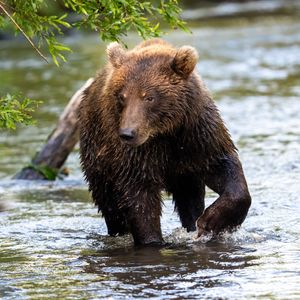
[79,39,251,245]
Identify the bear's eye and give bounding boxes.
[117,94,125,104]
[144,96,154,102]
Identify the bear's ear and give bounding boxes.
[171,46,198,78]
[107,42,126,68]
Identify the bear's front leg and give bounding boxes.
[196,153,251,238]
[127,189,163,246]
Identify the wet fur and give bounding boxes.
[79,39,251,245]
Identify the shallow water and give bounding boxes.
[1,2,300,299]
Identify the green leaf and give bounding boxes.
[0,0,188,66]
[0,94,41,130]
[27,163,58,180]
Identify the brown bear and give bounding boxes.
[79,39,251,246]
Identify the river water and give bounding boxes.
[0,1,300,299]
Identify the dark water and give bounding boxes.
[1,2,300,299]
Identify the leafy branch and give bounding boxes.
[0,0,187,129]
[0,94,41,129]
[0,0,188,66]
[0,1,48,62]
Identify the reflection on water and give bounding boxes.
[0,189,261,299]
[82,243,257,299]
[1,1,300,299]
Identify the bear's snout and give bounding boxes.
[119,126,150,146]
[119,128,136,143]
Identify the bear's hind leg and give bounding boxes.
[92,185,129,236]
[171,174,205,232]
[102,208,129,236]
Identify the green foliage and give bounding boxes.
[0,0,187,66]
[0,94,41,129]
[27,163,58,180]
[0,0,187,129]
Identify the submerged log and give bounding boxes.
[14,78,94,180]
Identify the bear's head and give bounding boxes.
[105,40,199,146]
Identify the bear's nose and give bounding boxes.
[119,128,136,142]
